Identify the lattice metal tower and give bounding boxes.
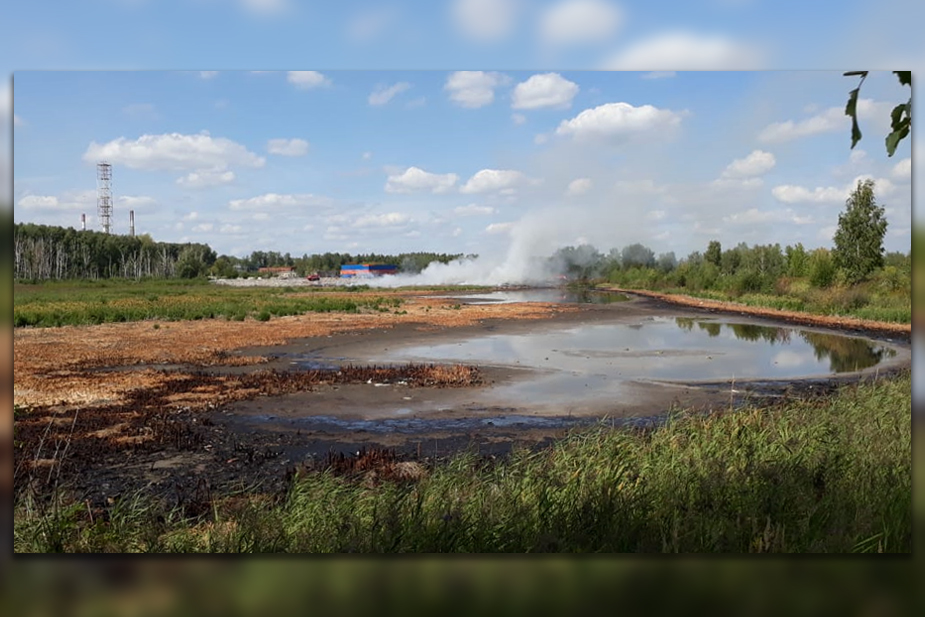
[97,162,113,234]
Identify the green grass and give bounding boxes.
[13,279,403,327]
[14,372,911,553]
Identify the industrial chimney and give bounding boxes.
[129,210,135,237]
[81,213,86,231]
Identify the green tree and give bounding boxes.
[705,240,722,268]
[832,179,888,283]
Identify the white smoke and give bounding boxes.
[368,210,575,287]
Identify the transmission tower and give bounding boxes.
[97,162,113,234]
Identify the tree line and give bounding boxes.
[12,222,467,282]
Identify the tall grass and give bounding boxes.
[13,279,402,327]
[14,372,911,553]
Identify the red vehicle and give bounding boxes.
[306,273,321,281]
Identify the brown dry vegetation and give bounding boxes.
[13,292,572,495]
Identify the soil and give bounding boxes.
[12,289,911,512]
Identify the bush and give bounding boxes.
[809,251,836,288]
[257,310,271,322]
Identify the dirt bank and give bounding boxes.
[600,286,912,336]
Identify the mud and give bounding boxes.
[13,290,911,511]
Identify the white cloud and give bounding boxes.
[183,212,199,221]
[722,208,813,226]
[720,150,776,179]
[229,193,337,210]
[220,224,244,234]
[771,176,898,205]
[353,212,411,228]
[614,179,667,194]
[451,0,521,42]
[405,97,427,109]
[485,222,515,234]
[199,71,218,80]
[454,204,496,216]
[385,167,459,194]
[18,195,64,210]
[287,71,332,89]
[461,169,533,194]
[566,178,592,196]
[362,151,373,160]
[511,73,579,110]
[646,210,666,220]
[758,99,891,143]
[555,102,683,143]
[771,185,846,204]
[539,0,622,47]
[267,138,309,156]
[641,71,676,79]
[512,113,527,125]
[192,223,214,233]
[176,169,236,189]
[891,157,911,181]
[368,82,412,106]
[445,71,509,108]
[83,132,265,172]
[534,133,549,145]
[604,31,762,70]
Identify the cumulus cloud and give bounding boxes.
[287,71,332,89]
[566,178,592,196]
[511,73,579,110]
[83,132,265,172]
[267,138,309,156]
[454,204,496,216]
[554,102,683,143]
[603,32,763,70]
[385,167,459,194]
[176,169,236,189]
[199,71,218,80]
[192,223,214,233]
[353,212,411,228]
[758,99,891,143]
[539,0,622,47]
[722,208,814,226]
[229,193,337,210]
[368,82,412,106]
[485,222,515,234]
[220,224,244,234]
[451,0,522,42]
[445,71,509,108]
[460,169,534,194]
[18,191,157,212]
[512,113,527,125]
[891,157,911,181]
[772,176,899,204]
[720,150,776,179]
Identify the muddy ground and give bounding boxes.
[13,290,911,511]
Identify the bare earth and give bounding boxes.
[13,289,911,508]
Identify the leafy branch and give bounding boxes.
[844,71,911,157]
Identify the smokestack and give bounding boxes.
[81,213,86,231]
[129,210,135,237]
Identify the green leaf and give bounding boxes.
[894,71,911,86]
[885,119,910,157]
[845,87,862,149]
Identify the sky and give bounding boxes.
[4,0,922,261]
[12,70,913,261]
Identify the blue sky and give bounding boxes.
[3,0,922,259]
[13,69,912,259]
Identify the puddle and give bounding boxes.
[431,289,630,305]
[336,316,900,410]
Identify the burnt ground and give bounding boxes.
[13,292,912,514]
